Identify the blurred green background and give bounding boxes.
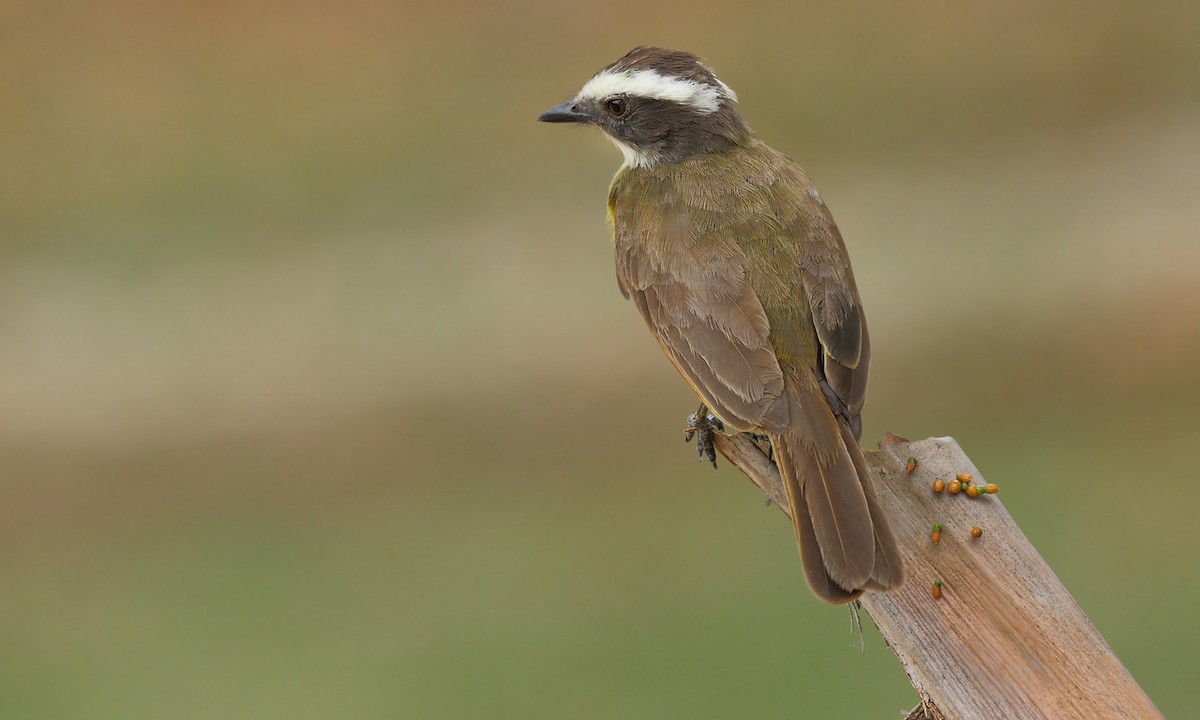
[2,0,1197,717]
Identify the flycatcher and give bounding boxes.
[539,47,903,603]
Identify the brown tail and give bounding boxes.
[770,375,903,603]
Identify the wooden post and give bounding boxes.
[711,432,1163,720]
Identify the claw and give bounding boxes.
[743,431,775,465]
[683,404,721,469]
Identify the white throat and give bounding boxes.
[608,136,657,169]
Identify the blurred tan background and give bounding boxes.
[2,0,1198,717]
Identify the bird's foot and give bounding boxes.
[818,376,863,439]
[684,404,723,469]
[745,431,774,464]
[818,376,850,424]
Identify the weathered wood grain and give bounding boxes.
[711,431,1163,720]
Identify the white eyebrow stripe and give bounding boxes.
[577,68,735,114]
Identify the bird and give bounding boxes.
[538,47,903,603]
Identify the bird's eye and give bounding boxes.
[606,98,628,117]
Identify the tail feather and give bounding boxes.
[786,482,864,604]
[773,429,875,593]
[770,374,904,602]
[839,422,904,591]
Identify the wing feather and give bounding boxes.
[783,171,870,437]
[617,221,787,433]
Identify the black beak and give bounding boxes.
[538,100,592,124]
